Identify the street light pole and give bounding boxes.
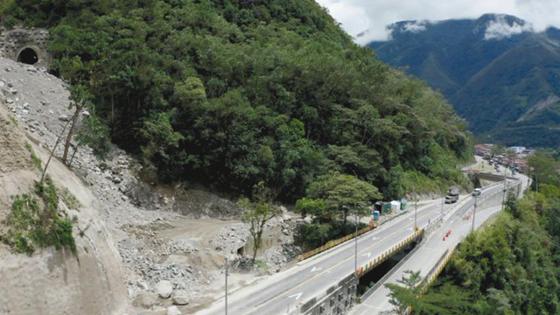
[354,212,358,275]
[471,195,478,233]
[225,257,228,315]
[440,195,445,220]
[414,198,418,230]
[501,169,508,211]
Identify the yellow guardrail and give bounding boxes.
[297,224,377,261]
[419,247,455,293]
[356,229,424,278]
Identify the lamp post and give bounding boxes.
[225,257,228,315]
[354,211,358,276]
[440,194,445,221]
[414,197,418,231]
[471,195,478,233]
[501,168,508,211]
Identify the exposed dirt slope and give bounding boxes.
[0,100,128,314]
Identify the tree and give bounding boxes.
[491,144,505,157]
[386,270,422,314]
[307,173,382,224]
[238,182,281,264]
[528,151,560,188]
[62,84,91,165]
[294,197,326,220]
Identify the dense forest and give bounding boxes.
[388,152,560,314]
[1,0,471,203]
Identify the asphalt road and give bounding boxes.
[198,192,486,315]
[350,174,528,315]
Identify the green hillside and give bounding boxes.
[3,0,471,201]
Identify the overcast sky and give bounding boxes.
[316,0,560,44]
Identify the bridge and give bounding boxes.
[197,173,525,315]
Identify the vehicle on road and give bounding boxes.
[472,188,481,196]
[445,187,460,204]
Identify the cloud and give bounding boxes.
[316,0,560,44]
[484,15,533,40]
[401,21,429,33]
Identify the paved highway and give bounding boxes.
[350,175,527,314]
[198,192,485,315]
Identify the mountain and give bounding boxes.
[2,0,472,200]
[369,14,560,147]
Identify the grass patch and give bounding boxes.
[1,176,77,255]
[24,142,42,171]
[254,259,268,271]
[8,115,18,126]
[59,187,81,210]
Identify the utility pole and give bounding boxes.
[414,197,418,230]
[354,212,358,276]
[440,195,445,220]
[501,168,508,211]
[471,195,478,233]
[225,257,228,315]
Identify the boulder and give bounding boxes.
[172,290,189,305]
[133,292,158,309]
[155,280,173,299]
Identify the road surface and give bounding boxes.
[199,193,481,315]
[350,174,527,315]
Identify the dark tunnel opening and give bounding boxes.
[17,48,39,65]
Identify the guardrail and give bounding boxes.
[297,224,377,261]
[359,235,424,302]
[355,229,424,278]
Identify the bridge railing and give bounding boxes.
[355,229,424,278]
[297,224,377,261]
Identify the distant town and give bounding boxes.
[475,144,534,173]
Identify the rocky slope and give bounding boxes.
[0,57,299,314]
[369,14,560,147]
[0,97,128,314]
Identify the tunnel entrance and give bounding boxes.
[17,48,39,65]
[357,239,420,296]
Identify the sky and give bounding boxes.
[316,0,560,44]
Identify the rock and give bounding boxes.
[172,290,189,305]
[155,280,173,299]
[133,292,158,309]
[167,306,182,315]
[112,175,122,184]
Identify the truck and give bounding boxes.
[472,188,481,197]
[445,186,460,204]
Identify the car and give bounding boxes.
[472,188,481,197]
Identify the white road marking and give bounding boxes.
[289,292,303,300]
[362,252,371,258]
[310,266,322,272]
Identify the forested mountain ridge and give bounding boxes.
[370,14,560,147]
[2,0,471,201]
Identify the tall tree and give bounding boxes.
[238,182,281,264]
[307,173,382,224]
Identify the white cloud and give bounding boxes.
[316,0,560,44]
[401,21,429,33]
[484,15,533,40]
